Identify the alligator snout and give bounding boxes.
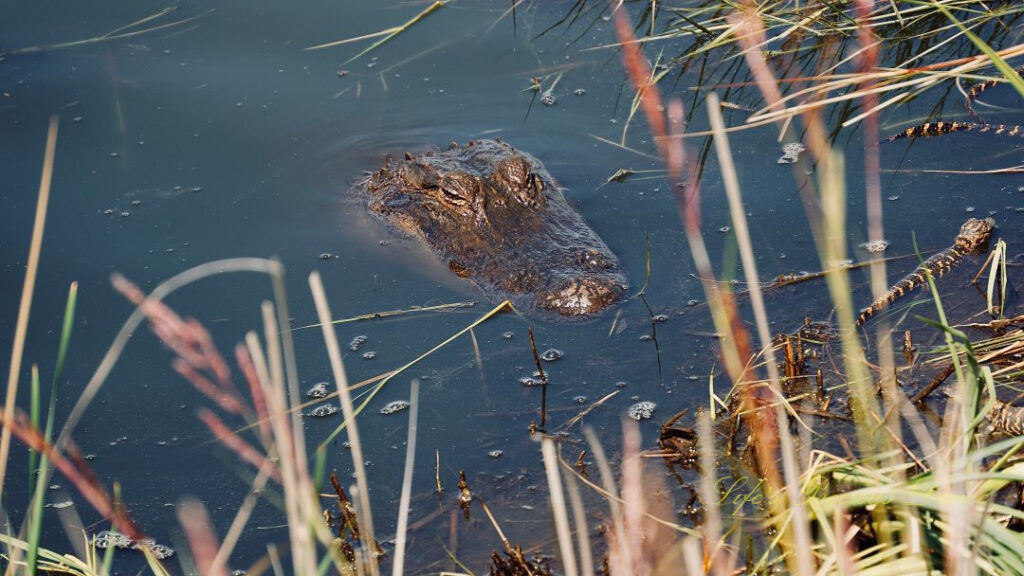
[538,274,629,317]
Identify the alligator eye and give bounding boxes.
[437,174,476,207]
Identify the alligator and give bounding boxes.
[855,217,995,326]
[886,65,1024,142]
[357,139,628,317]
[887,121,1022,142]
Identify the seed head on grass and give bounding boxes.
[0,408,143,541]
[112,273,282,484]
[111,273,251,419]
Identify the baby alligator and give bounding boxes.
[358,139,628,317]
[855,217,995,326]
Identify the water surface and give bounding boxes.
[1,1,1021,571]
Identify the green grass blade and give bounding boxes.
[27,282,78,576]
[28,365,40,497]
[934,2,1024,100]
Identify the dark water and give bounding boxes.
[1,1,1021,572]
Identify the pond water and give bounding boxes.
[1,0,1021,572]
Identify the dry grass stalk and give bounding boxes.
[0,115,58,502]
[540,438,579,576]
[391,379,420,576]
[0,408,141,541]
[583,426,632,575]
[177,498,225,576]
[197,408,280,483]
[707,91,814,575]
[612,2,804,570]
[309,271,380,575]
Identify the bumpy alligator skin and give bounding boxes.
[855,217,995,326]
[887,121,1023,142]
[987,400,1024,437]
[887,65,1024,142]
[358,139,628,317]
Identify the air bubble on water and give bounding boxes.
[133,539,175,560]
[93,530,133,549]
[639,334,651,342]
[574,89,586,96]
[520,373,544,387]
[319,253,333,260]
[574,396,587,404]
[888,195,900,201]
[627,401,657,421]
[616,381,627,388]
[381,400,410,415]
[540,348,563,362]
[131,200,142,206]
[719,226,730,233]
[349,335,367,351]
[306,382,328,399]
[362,351,376,360]
[653,314,668,323]
[120,211,130,217]
[109,152,119,158]
[687,299,699,306]
[777,142,805,164]
[966,206,976,213]
[541,93,556,106]
[488,450,504,458]
[859,240,889,254]
[309,404,338,418]
[503,331,514,339]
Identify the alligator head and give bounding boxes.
[359,139,628,317]
[954,217,996,253]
